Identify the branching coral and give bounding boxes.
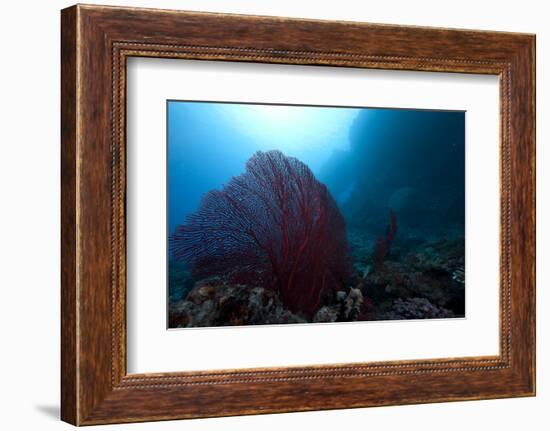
[170,150,351,318]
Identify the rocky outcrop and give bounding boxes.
[168,235,465,327]
[169,278,307,328]
[378,297,454,320]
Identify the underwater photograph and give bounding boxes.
[167,100,465,329]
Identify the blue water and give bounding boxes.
[167,101,465,237]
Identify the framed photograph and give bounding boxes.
[61,4,535,425]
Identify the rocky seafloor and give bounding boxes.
[168,230,465,328]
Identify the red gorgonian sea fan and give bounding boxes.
[170,150,351,318]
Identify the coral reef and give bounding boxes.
[169,229,465,327]
[170,150,351,318]
[312,305,339,323]
[167,152,465,327]
[351,235,465,318]
[312,287,366,323]
[378,297,454,320]
[169,277,307,328]
[166,106,466,329]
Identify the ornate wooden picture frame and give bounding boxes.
[61,4,535,425]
